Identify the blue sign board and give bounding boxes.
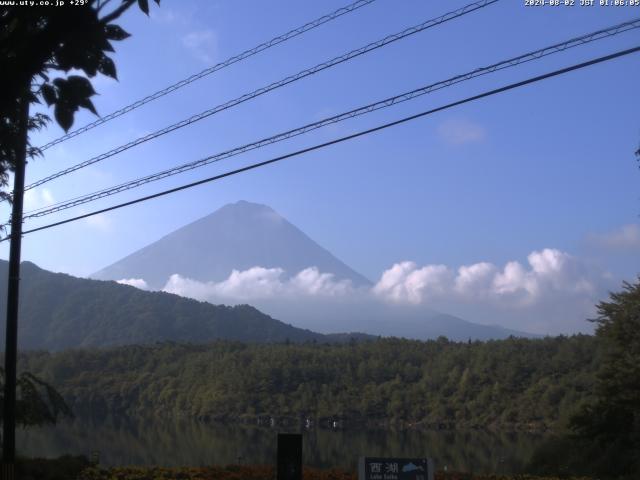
[358,457,433,480]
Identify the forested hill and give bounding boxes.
[0,261,364,350]
[20,335,599,431]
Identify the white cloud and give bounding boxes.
[182,30,217,64]
[493,260,533,297]
[290,267,353,296]
[455,262,496,297]
[160,249,599,311]
[142,247,610,335]
[163,274,218,301]
[590,224,640,250]
[84,213,112,232]
[437,118,486,145]
[117,278,149,290]
[373,262,452,304]
[151,8,181,24]
[151,7,196,26]
[163,266,355,302]
[374,249,595,307]
[23,188,55,211]
[210,267,285,299]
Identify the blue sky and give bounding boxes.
[1,0,639,334]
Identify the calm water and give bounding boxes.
[17,416,550,473]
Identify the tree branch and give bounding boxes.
[99,0,136,24]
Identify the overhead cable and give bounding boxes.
[22,18,640,219]
[36,0,379,152]
[25,0,499,192]
[6,45,638,241]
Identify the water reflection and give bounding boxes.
[17,416,548,473]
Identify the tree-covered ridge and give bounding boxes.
[564,279,640,478]
[19,336,598,431]
[0,261,349,350]
[0,260,528,348]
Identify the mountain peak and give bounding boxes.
[222,200,274,211]
[92,201,371,289]
[213,200,283,223]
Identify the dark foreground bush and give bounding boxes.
[527,435,639,480]
[75,465,595,480]
[16,455,91,480]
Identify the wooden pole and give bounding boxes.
[2,92,29,475]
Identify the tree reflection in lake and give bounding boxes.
[17,416,549,473]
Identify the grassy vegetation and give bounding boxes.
[75,465,595,480]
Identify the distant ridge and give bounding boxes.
[92,201,371,289]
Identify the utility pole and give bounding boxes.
[2,93,29,478]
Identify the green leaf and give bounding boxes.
[80,50,101,77]
[105,24,131,41]
[79,98,98,116]
[51,76,97,130]
[65,75,96,98]
[54,103,75,132]
[28,113,50,132]
[55,41,96,73]
[138,0,149,15]
[102,39,115,53]
[98,55,117,80]
[41,84,57,106]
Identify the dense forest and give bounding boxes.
[19,335,599,431]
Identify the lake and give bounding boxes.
[17,416,551,474]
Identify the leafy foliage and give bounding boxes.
[0,0,159,197]
[16,455,91,480]
[564,279,640,479]
[0,367,72,426]
[527,435,638,480]
[20,336,599,431]
[523,280,640,479]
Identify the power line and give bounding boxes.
[6,45,638,242]
[36,0,379,152]
[21,18,640,220]
[24,0,499,192]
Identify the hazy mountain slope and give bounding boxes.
[92,201,371,289]
[381,312,538,341]
[0,261,352,350]
[251,297,538,341]
[87,200,536,341]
